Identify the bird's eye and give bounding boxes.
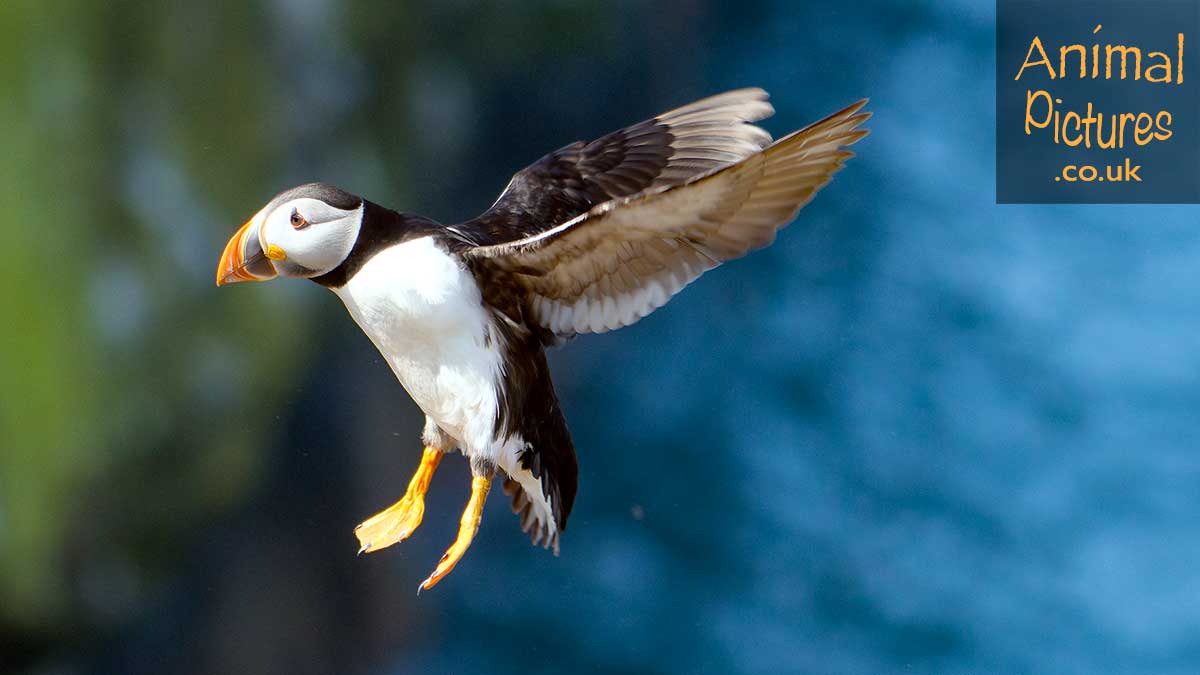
[290,209,308,229]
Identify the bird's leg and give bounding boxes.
[355,446,442,554]
[419,460,494,591]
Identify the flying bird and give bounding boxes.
[216,88,869,590]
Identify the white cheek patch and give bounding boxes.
[265,199,363,276]
[297,214,361,271]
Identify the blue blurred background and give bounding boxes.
[4,1,1199,674]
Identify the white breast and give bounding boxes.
[333,236,503,455]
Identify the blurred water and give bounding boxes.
[6,1,1200,674]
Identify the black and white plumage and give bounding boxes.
[217,88,869,576]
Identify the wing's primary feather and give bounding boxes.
[454,88,774,246]
[465,99,871,338]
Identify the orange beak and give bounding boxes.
[216,211,277,286]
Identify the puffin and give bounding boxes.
[216,88,869,590]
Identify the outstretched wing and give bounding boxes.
[464,100,870,338]
[453,88,775,246]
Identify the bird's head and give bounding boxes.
[216,183,364,286]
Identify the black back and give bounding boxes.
[474,259,579,534]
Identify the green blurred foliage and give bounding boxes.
[0,0,302,632]
[0,0,614,648]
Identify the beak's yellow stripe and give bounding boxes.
[265,245,287,261]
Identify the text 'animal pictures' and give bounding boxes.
[996,0,1199,203]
